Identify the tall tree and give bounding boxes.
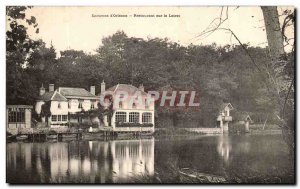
[261,6,295,155]
[6,6,39,104]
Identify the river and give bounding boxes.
[6,134,294,183]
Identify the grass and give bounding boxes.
[250,124,281,130]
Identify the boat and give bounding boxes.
[179,168,226,183]
[16,135,28,140]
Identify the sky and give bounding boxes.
[24,6,293,54]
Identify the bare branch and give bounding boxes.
[191,6,229,41]
[281,11,294,43]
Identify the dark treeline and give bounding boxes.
[7,7,293,127]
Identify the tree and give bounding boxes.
[193,6,294,153]
[6,6,40,105]
[261,6,295,156]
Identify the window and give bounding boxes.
[115,112,126,123]
[8,108,25,123]
[51,115,57,122]
[68,101,71,109]
[226,110,229,116]
[145,99,149,109]
[132,103,136,109]
[142,113,152,123]
[129,112,139,123]
[119,102,123,109]
[62,115,68,121]
[52,115,68,122]
[78,101,83,109]
[58,103,61,109]
[91,102,95,109]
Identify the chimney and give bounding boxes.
[101,80,106,93]
[139,84,144,92]
[49,84,54,92]
[90,86,95,95]
[39,84,45,96]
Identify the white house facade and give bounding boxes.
[35,84,100,127]
[98,83,155,134]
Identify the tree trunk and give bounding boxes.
[261,6,294,159]
[261,6,285,62]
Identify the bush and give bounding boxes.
[115,122,154,127]
[229,122,245,133]
[69,123,80,128]
[48,130,57,135]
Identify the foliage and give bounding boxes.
[48,130,57,135]
[40,101,51,118]
[69,98,114,126]
[116,122,154,127]
[6,6,41,105]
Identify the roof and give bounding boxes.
[37,91,55,101]
[232,111,253,122]
[58,87,97,98]
[219,103,234,111]
[243,115,253,122]
[51,91,68,101]
[98,84,147,96]
[37,91,67,102]
[7,105,33,109]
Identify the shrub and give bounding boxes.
[48,130,57,135]
[115,122,154,127]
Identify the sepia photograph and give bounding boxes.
[5,5,295,184]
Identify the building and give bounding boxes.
[7,105,33,135]
[237,114,253,133]
[98,83,155,134]
[35,83,100,127]
[217,103,234,133]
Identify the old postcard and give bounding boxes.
[6,6,295,184]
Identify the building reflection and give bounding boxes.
[217,135,232,164]
[110,139,154,182]
[6,138,155,183]
[217,135,251,166]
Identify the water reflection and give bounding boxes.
[217,135,252,166]
[111,139,154,182]
[7,138,154,183]
[217,135,232,164]
[7,135,293,183]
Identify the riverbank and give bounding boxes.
[154,126,282,137]
[7,131,155,143]
[7,124,283,142]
